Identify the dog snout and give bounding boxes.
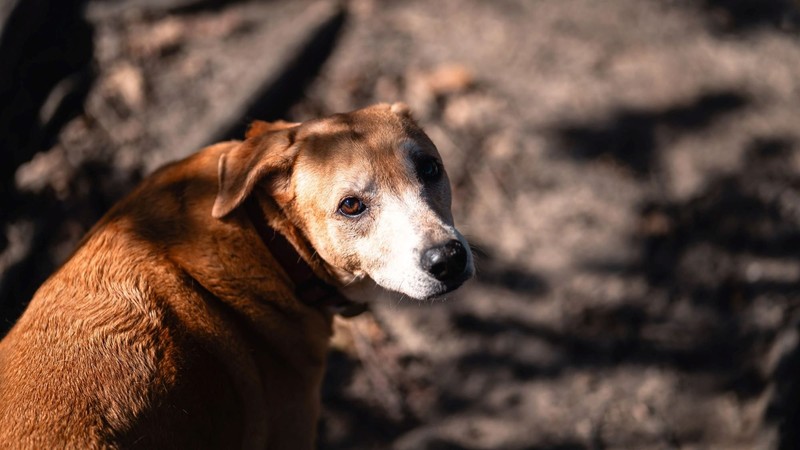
[421,239,468,283]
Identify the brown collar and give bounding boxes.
[243,197,366,318]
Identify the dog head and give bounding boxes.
[212,103,474,301]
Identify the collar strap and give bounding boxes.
[243,196,366,318]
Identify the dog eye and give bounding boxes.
[338,197,367,217]
[417,158,442,182]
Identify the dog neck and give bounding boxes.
[243,196,366,318]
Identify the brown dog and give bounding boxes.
[0,103,473,448]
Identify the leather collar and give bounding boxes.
[243,196,366,317]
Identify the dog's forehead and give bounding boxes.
[301,106,401,143]
[291,106,440,200]
[296,105,436,164]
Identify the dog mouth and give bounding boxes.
[420,270,473,301]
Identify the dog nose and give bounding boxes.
[421,240,468,282]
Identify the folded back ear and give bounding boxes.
[390,102,412,118]
[212,123,300,219]
[245,119,301,139]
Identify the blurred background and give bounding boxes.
[2,0,800,448]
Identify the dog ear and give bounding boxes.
[245,119,300,139]
[212,123,300,219]
[390,102,412,118]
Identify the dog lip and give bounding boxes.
[421,270,472,300]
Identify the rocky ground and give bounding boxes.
[2,0,800,449]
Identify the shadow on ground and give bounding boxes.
[635,135,800,448]
[700,0,800,32]
[554,91,748,177]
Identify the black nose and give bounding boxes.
[421,240,468,282]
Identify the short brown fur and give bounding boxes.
[0,103,463,449]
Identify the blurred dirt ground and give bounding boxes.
[2,0,800,449]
